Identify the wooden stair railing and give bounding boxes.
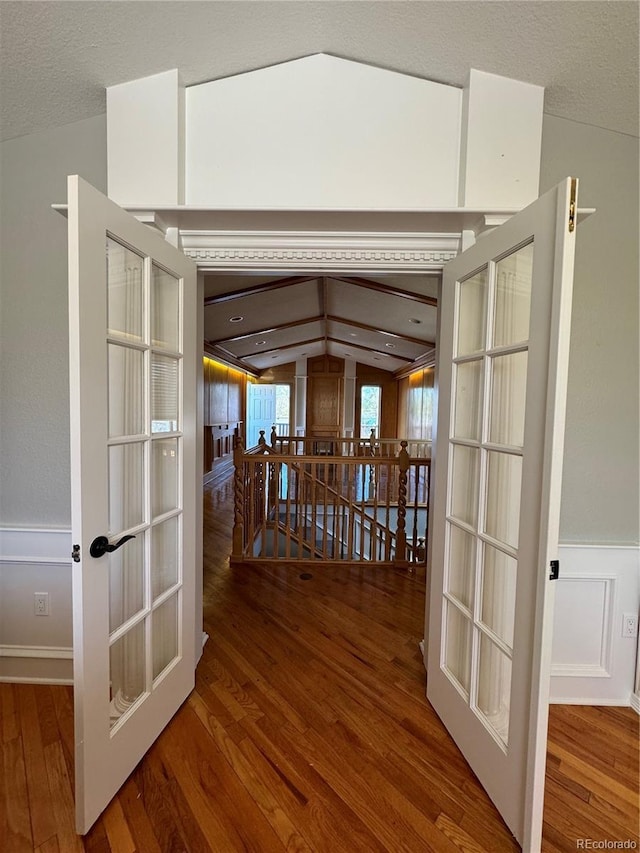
[231,436,430,567]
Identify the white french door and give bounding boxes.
[67,176,198,833]
[427,178,578,851]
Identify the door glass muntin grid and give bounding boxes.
[443,240,534,749]
[106,235,185,732]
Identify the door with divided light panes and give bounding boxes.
[427,178,578,852]
[67,175,198,834]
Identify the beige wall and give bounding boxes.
[540,115,639,545]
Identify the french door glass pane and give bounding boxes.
[489,352,528,447]
[453,359,483,441]
[108,345,144,438]
[108,534,145,633]
[477,633,512,746]
[444,601,471,693]
[109,621,145,729]
[152,594,179,680]
[151,516,179,600]
[493,242,533,347]
[447,523,476,610]
[152,355,179,433]
[107,238,144,342]
[484,451,522,549]
[109,443,145,533]
[456,269,487,357]
[481,544,517,648]
[152,438,179,518]
[152,264,180,352]
[450,444,480,527]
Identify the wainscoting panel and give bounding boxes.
[0,528,73,684]
[550,544,640,705]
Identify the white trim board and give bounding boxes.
[0,645,73,660]
[0,527,71,562]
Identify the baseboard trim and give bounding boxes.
[550,696,633,707]
[631,693,640,715]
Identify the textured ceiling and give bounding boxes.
[1,1,638,143]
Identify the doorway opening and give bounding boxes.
[246,382,291,448]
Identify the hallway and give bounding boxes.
[1,476,638,851]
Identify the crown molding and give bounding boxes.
[181,231,461,272]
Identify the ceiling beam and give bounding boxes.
[393,348,437,378]
[203,343,259,377]
[328,337,413,363]
[204,275,318,305]
[325,314,435,348]
[206,315,323,346]
[331,275,438,307]
[242,336,325,359]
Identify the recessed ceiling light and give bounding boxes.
[229,316,243,323]
[255,340,266,346]
[350,333,357,337]
[409,318,422,325]
[385,343,395,349]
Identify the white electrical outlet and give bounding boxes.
[34,592,49,616]
[622,612,638,638]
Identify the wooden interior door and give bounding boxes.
[67,175,198,833]
[307,355,344,451]
[426,178,579,851]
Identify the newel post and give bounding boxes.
[232,435,245,560]
[270,425,277,448]
[395,440,409,567]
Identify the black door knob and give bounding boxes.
[89,534,136,558]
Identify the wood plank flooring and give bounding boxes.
[1,475,638,851]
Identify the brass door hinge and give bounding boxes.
[568,178,577,233]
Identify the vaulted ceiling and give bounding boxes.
[203,272,438,374]
[1,1,637,142]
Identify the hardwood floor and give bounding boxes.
[2,476,638,852]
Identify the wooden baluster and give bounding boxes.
[424,460,431,563]
[395,440,409,568]
[232,436,245,561]
[256,456,267,557]
[411,461,419,571]
[269,456,277,534]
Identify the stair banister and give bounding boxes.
[395,440,409,566]
[232,435,245,559]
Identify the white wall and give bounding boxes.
[186,54,462,208]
